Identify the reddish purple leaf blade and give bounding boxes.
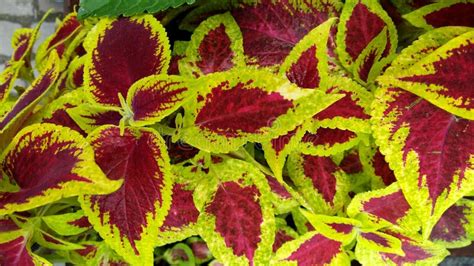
[0,54,60,133]
[206,181,263,262]
[0,236,35,266]
[86,16,170,106]
[286,46,320,89]
[424,3,474,28]
[160,183,199,232]
[344,2,385,60]
[195,81,293,137]
[196,24,235,74]
[232,0,338,67]
[274,232,347,265]
[81,126,172,264]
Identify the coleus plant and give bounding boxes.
[0,0,473,265]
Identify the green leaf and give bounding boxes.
[78,0,197,20]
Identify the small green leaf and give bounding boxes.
[78,0,197,20]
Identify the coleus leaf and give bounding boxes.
[66,56,85,89]
[84,15,171,107]
[371,86,474,238]
[271,230,350,266]
[0,224,50,265]
[66,241,127,266]
[9,11,49,65]
[403,0,474,30]
[358,142,397,189]
[42,210,92,236]
[0,52,60,137]
[36,12,82,71]
[380,30,474,120]
[311,77,373,133]
[301,209,361,245]
[156,180,200,246]
[339,148,363,175]
[9,28,34,64]
[57,26,91,71]
[0,123,121,215]
[35,89,88,135]
[430,198,474,248]
[78,0,196,19]
[0,62,22,103]
[264,174,299,215]
[272,219,299,253]
[198,158,275,265]
[67,103,122,134]
[291,208,316,235]
[287,153,350,215]
[384,26,472,77]
[357,230,404,255]
[33,230,84,251]
[80,126,173,265]
[179,13,244,77]
[347,183,421,233]
[336,0,397,83]
[261,126,305,181]
[126,74,191,127]
[231,0,341,67]
[355,230,449,266]
[279,18,336,89]
[180,68,343,153]
[300,127,365,157]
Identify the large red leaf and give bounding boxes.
[231,0,340,67]
[372,86,474,237]
[337,0,397,83]
[383,30,474,120]
[181,68,342,153]
[180,13,244,77]
[0,123,120,215]
[198,158,275,265]
[80,126,172,265]
[84,15,170,107]
[156,182,200,246]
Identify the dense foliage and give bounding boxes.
[0,0,473,265]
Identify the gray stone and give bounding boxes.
[0,0,34,17]
[441,257,474,266]
[38,0,64,13]
[0,20,22,57]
